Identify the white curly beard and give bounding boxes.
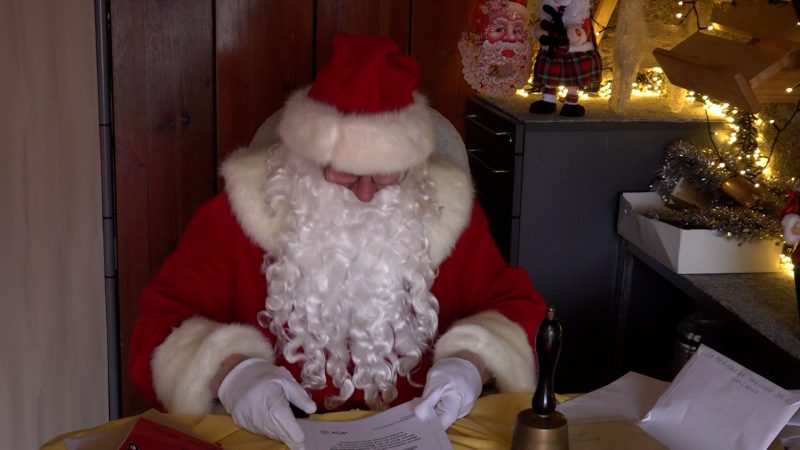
[257,149,440,411]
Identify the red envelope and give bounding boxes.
[117,417,221,450]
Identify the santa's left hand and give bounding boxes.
[413,357,483,429]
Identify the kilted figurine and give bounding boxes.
[529,0,602,117]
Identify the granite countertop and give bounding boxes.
[628,244,800,362]
[477,94,714,124]
[684,271,800,361]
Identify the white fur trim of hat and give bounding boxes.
[277,33,435,175]
[278,89,434,175]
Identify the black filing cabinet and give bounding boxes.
[463,95,718,393]
[465,99,522,264]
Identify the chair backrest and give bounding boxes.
[249,107,469,169]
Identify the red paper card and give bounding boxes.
[117,417,220,450]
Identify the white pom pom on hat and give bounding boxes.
[278,33,435,175]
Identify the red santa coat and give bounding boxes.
[129,144,546,415]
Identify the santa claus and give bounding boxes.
[529,0,602,117]
[780,189,800,318]
[129,33,546,449]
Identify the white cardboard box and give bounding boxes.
[617,192,782,274]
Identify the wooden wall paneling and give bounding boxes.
[111,0,216,417]
[215,1,315,163]
[316,0,411,68]
[411,0,476,137]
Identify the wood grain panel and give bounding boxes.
[411,0,475,137]
[111,0,215,417]
[316,0,411,68]
[215,0,315,163]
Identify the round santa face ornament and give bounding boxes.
[458,0,533,97]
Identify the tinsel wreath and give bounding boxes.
[648,139,788,243]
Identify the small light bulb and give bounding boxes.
[787,87,794,93]
[707,25,714,31]
[676,12,683,19]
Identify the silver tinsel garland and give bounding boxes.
[648,139,789,243]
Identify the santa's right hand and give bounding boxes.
[218,358,317,450]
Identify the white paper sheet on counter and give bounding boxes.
[638,344,800,450]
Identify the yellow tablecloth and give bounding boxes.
[42,392,545,450]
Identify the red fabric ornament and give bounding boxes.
[781,189,799,217]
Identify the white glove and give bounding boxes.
[218,358,317,449]
[413,357,483,429]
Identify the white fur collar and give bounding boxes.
[220,145,473,266]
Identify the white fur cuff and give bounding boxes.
[152,316,274,415]
[434,311,535,393]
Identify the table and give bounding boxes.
[42,393,538,450]
[616,240,800,388]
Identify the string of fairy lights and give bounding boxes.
[516,0,800,274]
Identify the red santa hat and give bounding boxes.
[278,33,435,175]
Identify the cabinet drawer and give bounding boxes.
[468,147,514,218]
[465,99,517,152]
[464,98,520,263]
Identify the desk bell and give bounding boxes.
[511,306,569,450]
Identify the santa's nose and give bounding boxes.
[350,175,379,202]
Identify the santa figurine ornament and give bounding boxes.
[780,189,800,312]
[529,0,602,117]
[459,0,533,97]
